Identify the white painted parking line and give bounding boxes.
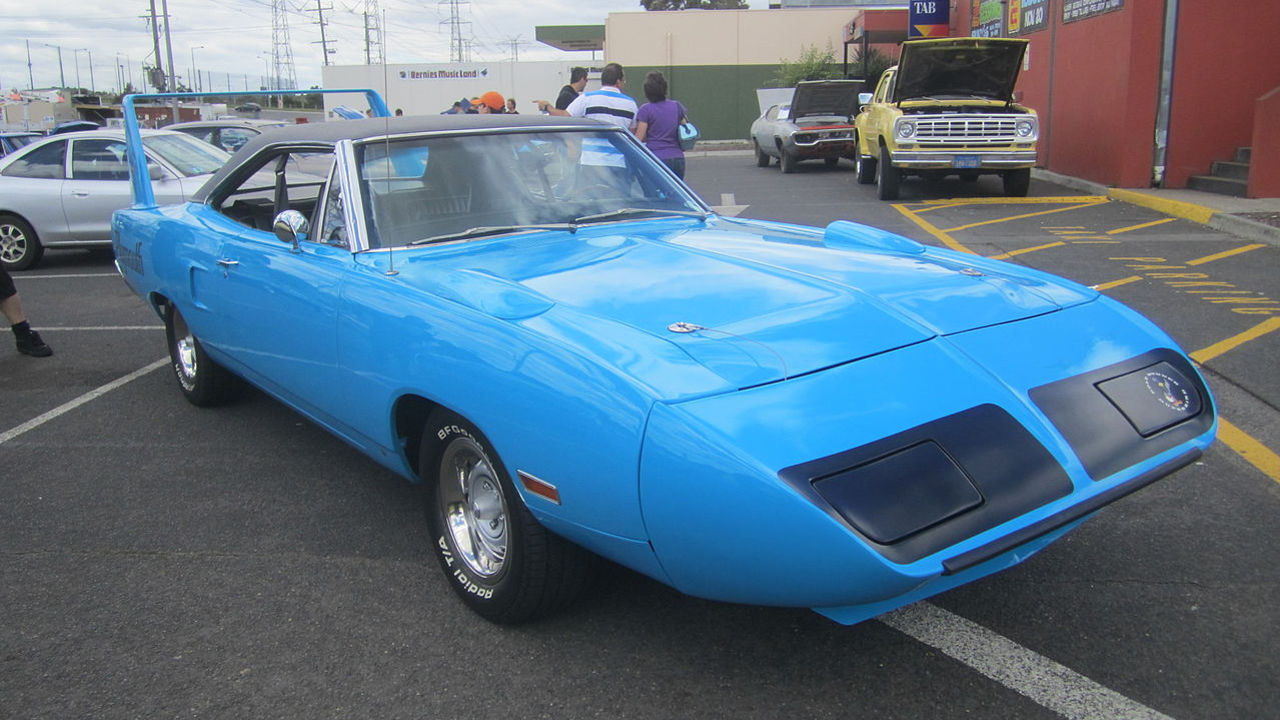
[0,358,168,447]
[881,602,1173,720]
[38,326,163,331]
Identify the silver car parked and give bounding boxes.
[0,129,229,270]
[750,80,861,174]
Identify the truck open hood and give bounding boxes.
[789,80,861,121]
[892,38,1028,103]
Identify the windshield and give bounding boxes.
[356,129,705,249]
[6,134,40,150]
[142,133,230,176]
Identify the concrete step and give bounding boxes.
[1211,160,1251,181]
[1187,174,1249,197]
[1236,147,1252,163]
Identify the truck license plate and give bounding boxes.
[953,156,980,169]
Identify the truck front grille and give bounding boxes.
[914,115,1019,145]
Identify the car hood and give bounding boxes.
[394,217,1093,395]
[789,81,861,121]
[893,38,1028,102]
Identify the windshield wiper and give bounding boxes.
[410,223,575,246]
[571,207,708,225]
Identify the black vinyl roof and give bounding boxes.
[239,113,606,149]
[192,113,612,202]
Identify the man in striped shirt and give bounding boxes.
[539,63,638,133]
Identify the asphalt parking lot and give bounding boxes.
[2,153,1277,719]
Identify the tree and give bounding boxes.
[851,46,897,89]
[640,0,748,10]
[773,43,838,87]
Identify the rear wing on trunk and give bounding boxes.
[122,89,389,208]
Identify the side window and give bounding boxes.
[1,141,67,179]
[70,139,131,181]
[219,128,257,153]
[874,72,893,103]
[317,172,347,247]
[213,148,335,234]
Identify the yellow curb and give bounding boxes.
[1107,189,1217,225]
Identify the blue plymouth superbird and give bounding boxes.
[112,92,1215,625]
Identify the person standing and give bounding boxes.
[634,71,689,179]
[539,63,637,132]
[555,67,588,111]
[1,265,52,357]
[506,97,519,114]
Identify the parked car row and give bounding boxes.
[751,37,1040,200]
[0,129,230,270]
[0,116,299,270]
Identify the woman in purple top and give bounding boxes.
[634,71,688,179]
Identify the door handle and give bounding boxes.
[71,191,90,197]
[216,259,239,268]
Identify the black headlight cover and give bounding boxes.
[1029,349,1212,481]
[779,404,1073,564]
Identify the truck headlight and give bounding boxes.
[895,120,916,140]
[1015,119,1038,139]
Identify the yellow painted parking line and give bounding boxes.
[1190,317,1280,364]
[893,204,977,255]
[1094,275,1143,291]
[1185,243,1267,266]
[943,201,1109,232]
[1108,189,1216,225]
[1217,418,1280,485]
[916,196,1106,206]
[988,241,1067,260]
[1106,217,1177,235]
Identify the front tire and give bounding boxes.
[421,411,593,624]
[780,149,798,174]
[754,142,771,167]
[1004,168,1031,197]
[0,214,44,271]
[854,137,876,185]
[876,144,901,201]
[164,305,237,407]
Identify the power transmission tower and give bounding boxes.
[271,0,298,91]
[440,0,471,63]
[308,0,336,66]
[362,0,384,66]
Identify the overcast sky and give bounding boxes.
[2,0,747,94]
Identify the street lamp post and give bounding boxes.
[74,49,95,92]
[190,45,204,93]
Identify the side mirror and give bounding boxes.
[858,92,873,106]
[148,164,165,180]
[272,209,309,249]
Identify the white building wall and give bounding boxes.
[604,8,859,67]
[321,61,593,117]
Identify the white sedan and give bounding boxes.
[0,129,228,270]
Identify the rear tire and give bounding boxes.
[164,305,238,407]
[1004,168,1031,197]
[876,145,901,201]
[754,142,771,167]
[421,411,594,624]
[0,214,44,271]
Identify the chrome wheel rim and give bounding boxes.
[0,224,27,264]
[440,437,508,578]
[171,313,198,389]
